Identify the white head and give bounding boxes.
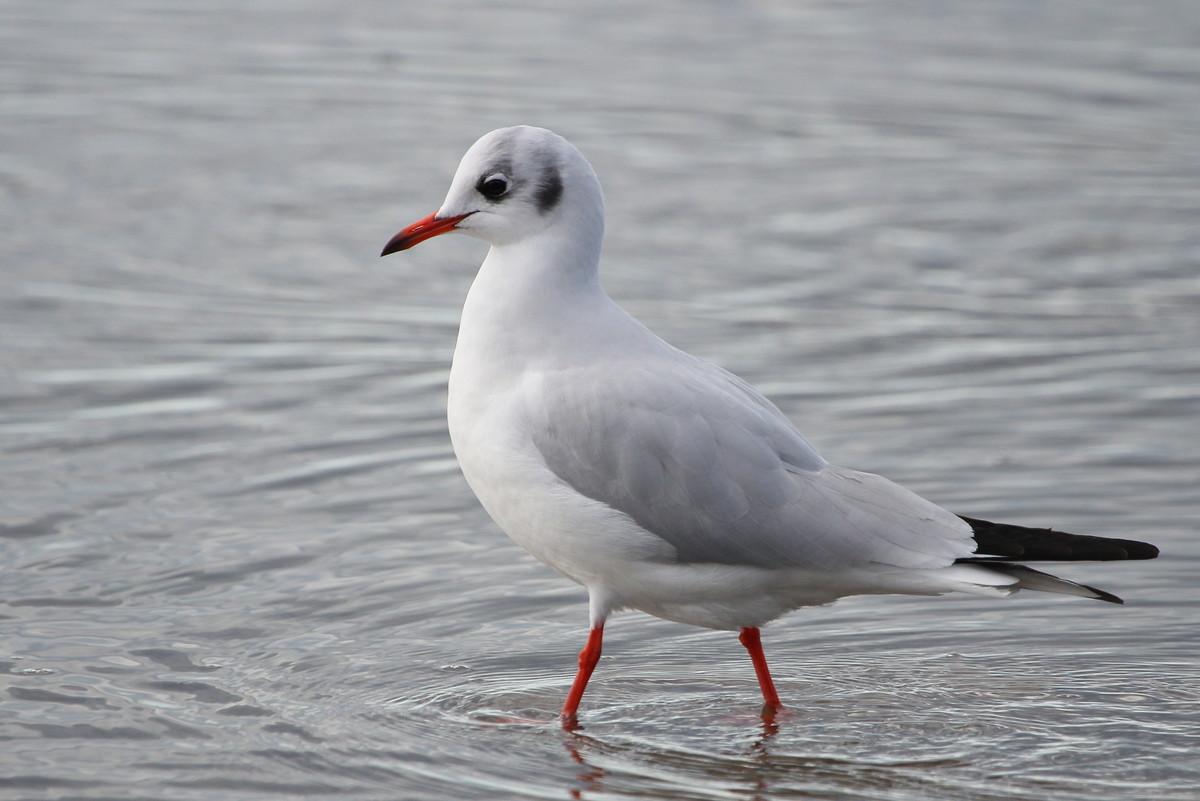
[381,126,605,255]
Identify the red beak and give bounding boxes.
[380,211,473,256]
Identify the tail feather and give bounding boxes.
[973,562,1125,604]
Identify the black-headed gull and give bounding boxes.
[381,126,1158,723]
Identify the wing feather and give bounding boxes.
[528,352,974,570]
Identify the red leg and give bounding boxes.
[561,624,604,721]
[738,626,783,714]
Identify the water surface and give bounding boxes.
[2,1,1199,798]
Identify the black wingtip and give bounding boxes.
[958,515,1160,562]
[1122,541,1160,560]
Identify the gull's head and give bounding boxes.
[381,125,604,256]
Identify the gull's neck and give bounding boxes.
[461,208,607,327]
[451,212,649,384]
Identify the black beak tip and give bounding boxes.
[380,235,408,257]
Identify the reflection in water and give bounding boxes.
[563,732,606,800]
[560,714,973,801]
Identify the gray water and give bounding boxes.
[3,1,1199,798]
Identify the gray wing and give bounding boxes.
[527,354,975,570]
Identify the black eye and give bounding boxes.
[476,173,510,200]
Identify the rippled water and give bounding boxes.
[3,1,1199,798]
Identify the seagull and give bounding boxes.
[381,125,1159,723]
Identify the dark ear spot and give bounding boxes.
[535,165,563,214]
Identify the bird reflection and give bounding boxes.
[559,709,785,801]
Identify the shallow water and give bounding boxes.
[2,0,1199,798]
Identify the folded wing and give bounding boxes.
[528,354,976,571]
